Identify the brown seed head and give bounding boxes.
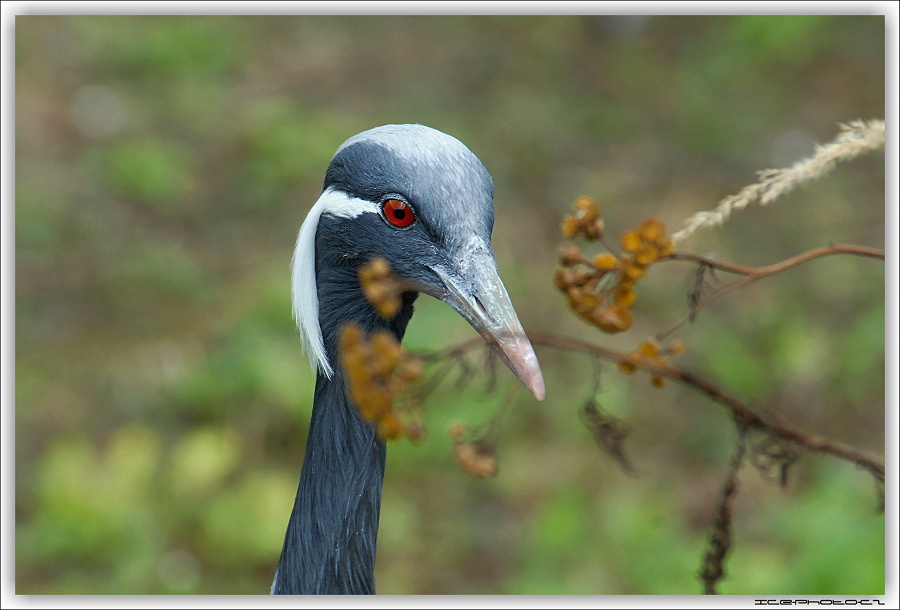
[558,242,583,267]
[454,442,499,478]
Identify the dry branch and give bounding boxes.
[700,432,746,595]
[414,332,885,481]
[657,244,885,339]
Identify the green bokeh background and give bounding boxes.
[14,15,885,595]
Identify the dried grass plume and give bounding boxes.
[672,119,885,244]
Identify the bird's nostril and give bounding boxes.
[473,295,488,316]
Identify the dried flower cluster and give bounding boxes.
[617,339,686,388]
[561,195,606,240]
[359,256,406,319]
[339,323,424,441]
[448,421,499,478]
[338,257,423,441]
[582,399,633,473]
[555,197,674,334]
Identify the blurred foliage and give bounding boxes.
[14,14,885,595]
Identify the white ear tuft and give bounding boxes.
[291,187,373,377]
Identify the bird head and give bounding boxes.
[291,124,545,401]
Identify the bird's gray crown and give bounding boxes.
[324,124,495,243]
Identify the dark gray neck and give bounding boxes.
[271,369,386,594]
[273,244,416,594]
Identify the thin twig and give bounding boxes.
[665,244,884,275]
[700,428,747,595]
[657,244,884,340]
[415,332,885,480]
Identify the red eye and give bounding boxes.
[382,198,416,228]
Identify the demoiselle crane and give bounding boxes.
[272,124,545,594]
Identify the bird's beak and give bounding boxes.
[423,240,545,401]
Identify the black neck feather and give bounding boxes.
[273,252,416,595]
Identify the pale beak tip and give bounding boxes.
[528,371,546,401]
[506,341,545,401]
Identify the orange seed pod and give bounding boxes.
[620,230,642,253]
